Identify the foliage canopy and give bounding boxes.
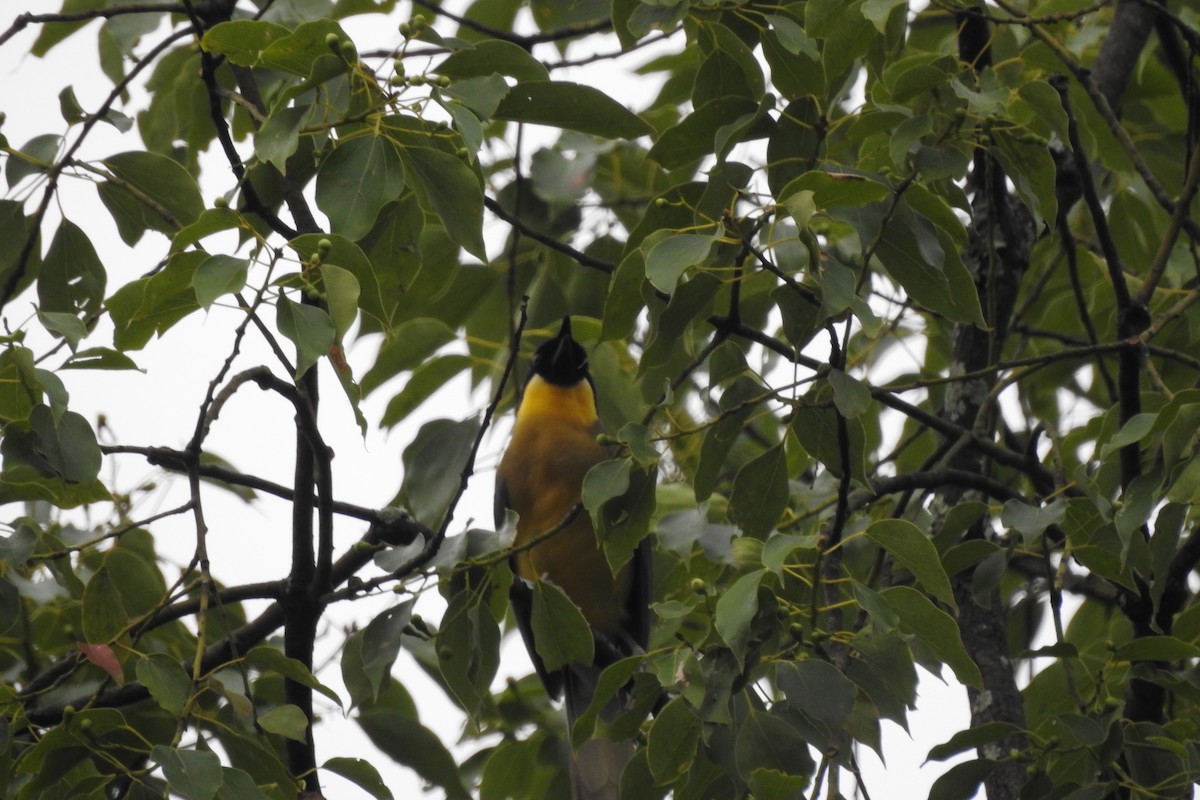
[1,0,1200,798]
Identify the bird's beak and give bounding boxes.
[552,316,573,360]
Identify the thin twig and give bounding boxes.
[426,299,530,562]
[484,196,615,274]
[0,3,185,47]
[1134,145,1200,306]
[0,28,192,312]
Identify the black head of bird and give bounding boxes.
[531,316,590,387]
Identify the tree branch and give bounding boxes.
[0,27,192,313]
[484,196,615,274]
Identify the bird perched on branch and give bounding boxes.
[495,316,650,800]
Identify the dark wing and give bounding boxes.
[494,473,510,530]
[499,469,566,698]
[626,532,652,653]
[509,571,565,699]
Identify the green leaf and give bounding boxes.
[694,25,764,104]
[323,758,395,800]
[598,464,656,575]
[290,233,397,334]
[359,601,414,701]
[730,445,789,537]
[316,134,406,241]
[926,722,1024,762]
[32,0,106,55]
[436,589,501,718]
[402,147,487,260]
[0,445,110,508]
[714,569,766,664]
[255,105,308,172]
[82,565,127,644]
[761,532,818,575]
[356,681,472,800]
[1115,635,1200,662]
[928,759,997,800]
[1099,412,1157,459]
[257,704,310,743]
[395,417,480,526]
[494,82,653,139]
[200,20,292,66]
[39,218,106,318]
[217,767,273,800]
[434,40,549,83]
[1000,497,1066,538]
[0,347,39,424]
[828,369,872,418]
[601,250,646,343]
[318,264,360,341]
[6,134,61,187]
[362,318,459,395]
[37,310,87,351]
[192,256,248,311]
[992,129,1058,229]
[136,653,192,716]
[152,745,223,800]
[747,768,809,800]
[649,96,759,170]
[881,586,982,688]
[441,75,510,119]
[380,354,472,427]
[28,405,103,483]
[171,208,246,253]
[61,347,142,371]
[765,14,818,58]
[481,735,562,800]
[0,201,41,302]
[571,657,645,744]
[735,710,813,783]
[244,646,344,709]
[762,31,823,100]
[778,659,857,731]
[865,520,956,612]
[59,85,87,124]
[643,233,715,294]
[261,20,351,76]
[862,0,906,31]
[781,171,890,211]
[838,200,984,326]
[275,295,335,378]
[529,148,597,204]
[582,459,632,517]
[98,151,205,244]
[530,580,594,672]
[647,696,703,785]
[444,100,486,156]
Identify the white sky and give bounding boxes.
[0,2,994,797]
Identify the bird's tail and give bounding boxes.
[563,664,634,800]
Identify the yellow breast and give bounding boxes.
[516,375,599,429]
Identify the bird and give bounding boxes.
[494,316,650,800]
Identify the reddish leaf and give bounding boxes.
[79,642,124,685]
